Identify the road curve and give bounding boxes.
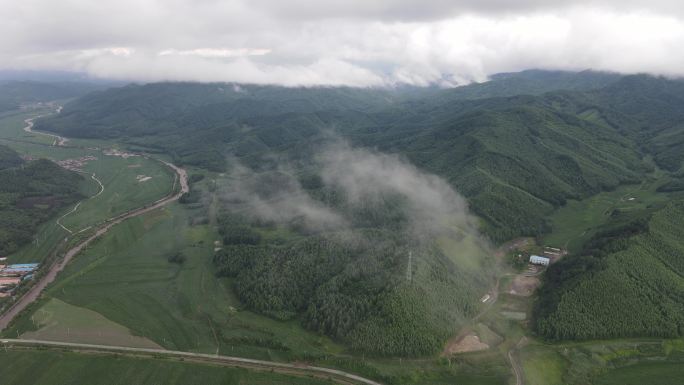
[55,172,104,234]
[22,115,67,146]
[508,337,526,385]
[508,349,522,385]
[0,157,188,331]
[1,339,383,385]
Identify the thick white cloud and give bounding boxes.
[1,0,684,86]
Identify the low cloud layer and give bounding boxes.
[223,143,483,248]
[3,1,684,86]
[319,144,478,238]
[222,163,346,231]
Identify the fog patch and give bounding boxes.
[319,143,481,241]
[221,162,346,232]
[221,142,488,254]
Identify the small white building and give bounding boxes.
[529,255,550,266]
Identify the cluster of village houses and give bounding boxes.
[0,258,38,298]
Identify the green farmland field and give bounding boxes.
[0,349,331,385]
[59,154,175,232]
[10,204,343,361]
[543,176,673,253]
[515,339,684,385]
[0,108,56,146]
[0,109,175,264]
[519,345,566,385]
[8,201,399,376]
[21,298,160,348]
[593,361,684,385]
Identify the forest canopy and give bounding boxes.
[0,145,83,255]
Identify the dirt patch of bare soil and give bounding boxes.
[509,275,540,297]
[445,333,490,354]
[495,237,535,257]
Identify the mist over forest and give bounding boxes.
[209,141,494,355]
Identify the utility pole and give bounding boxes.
[406,251,413,283]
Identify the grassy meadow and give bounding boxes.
[21,298,160,348]
[59,154,175,232]
[516,338,684,385]
[593,361,684,385]
[543,174,673,253]
[0,349,332,385]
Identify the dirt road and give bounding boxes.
[56,172,105,234]
[22,115,67,146]
[0,157,188,331]
[0,339,382,385]
[508,337,527,385]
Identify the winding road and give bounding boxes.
[0,155,188,331]
[22,115,67,146]
[1,107,190,330]
[508,337,527,385]
[23,111,96,234]
[56,172,105,234]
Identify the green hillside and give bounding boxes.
[210,154,495,356]
[536,199,684,339]
[214,226,491,356]
[0,145,83,255]
[0,145,23,169]
[356,102,645,242]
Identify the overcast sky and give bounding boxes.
[1,0,684,86]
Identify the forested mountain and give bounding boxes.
[348,96,645,241]
[0,81,104,114]
[0,145,23,169]
[430,69,621,102]
[36,70,657,242]
[33,70,684,350]
[0,145,83,255]
[210,156,494,355]
[588,76,684,173]
[536,199,684,340]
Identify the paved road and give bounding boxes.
[0,156,188,331]
[0,339,383,385]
